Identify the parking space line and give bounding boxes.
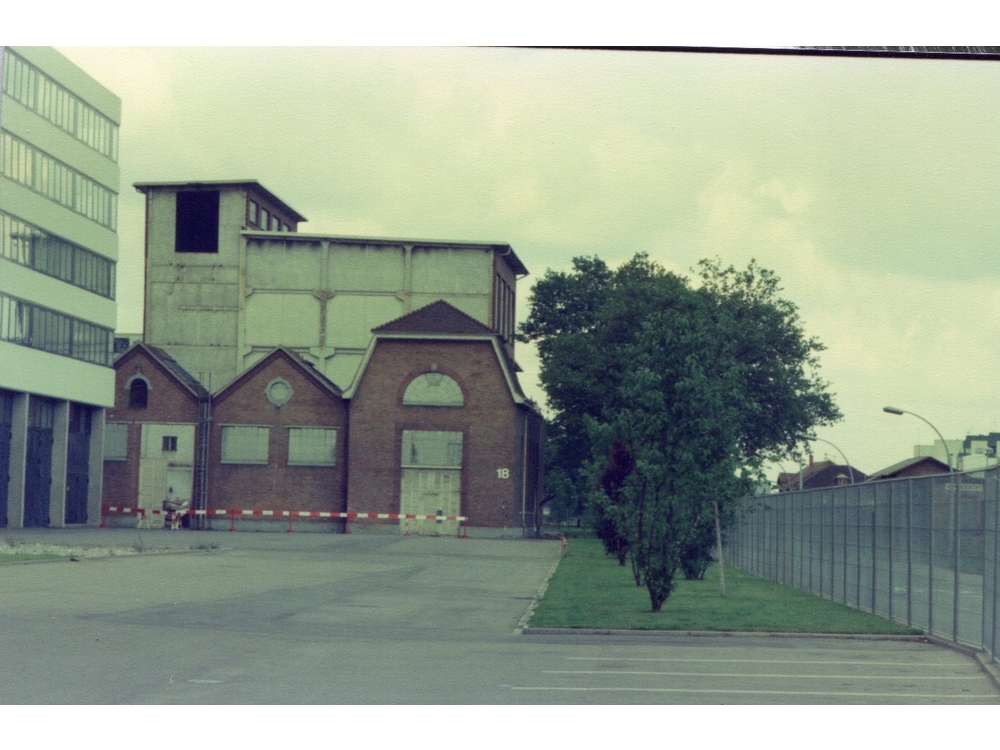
[544,670,975,680]
[566,657,960,666]
[508,686,997,700]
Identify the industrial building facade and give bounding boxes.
[104,180,543,535]
[0,46,121,529]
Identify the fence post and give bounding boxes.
[871,485,878,614]
[953,473,961,644]
[929,479,935,635]
[843,487,849,606]
[907,478,913,627]
[856,484,862,609]
[889,484,896,620]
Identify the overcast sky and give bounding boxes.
[56,46,1000,477]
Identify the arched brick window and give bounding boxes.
[126,376,149,409]
[402,372,464,407]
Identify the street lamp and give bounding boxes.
[798,434,855,484]
[882,406,953,470]
[883,405,959,642]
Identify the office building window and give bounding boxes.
[0,133,117,229]
[1,212,115,298]
[0,292,112,365]
[3,49,119,161]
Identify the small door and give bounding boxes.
[0,390,12,528]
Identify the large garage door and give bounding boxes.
[400,430,462,536]
[24,398,55,528]
[0,390,12,528]
[65,404,92,524]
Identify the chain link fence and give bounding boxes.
[727,466,1000,664]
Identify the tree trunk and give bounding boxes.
[714,498,726,598]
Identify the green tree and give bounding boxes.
[520,254,840,612]
[518,255,692,508]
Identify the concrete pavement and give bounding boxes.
[0,527,997,704]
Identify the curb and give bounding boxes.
[514,541,567,634]
[519,627,931,641]
[923,634,1000,692]
[0,547,227,566]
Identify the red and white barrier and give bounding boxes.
[101,506,469,536]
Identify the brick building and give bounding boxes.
[103,343,208,522]
[103,179,544,536]
[345,301,543,535]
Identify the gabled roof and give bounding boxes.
[343,300,537,412]
[866,455,951,481]
[373,299,495,336]
[777,459,867,490]
[212,346,342,402]
[114,342,209,400]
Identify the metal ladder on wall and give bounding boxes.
[195,376,211,530]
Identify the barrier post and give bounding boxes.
[286,512,294,533]
[229,509,237,532]
[100,506,107,528]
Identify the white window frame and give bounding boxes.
[401,430,463,468]
[104,421,128,461]
[221,425,270,464]
[287,426,337,467]
[402,372,464,407]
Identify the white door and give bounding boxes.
[400,430,462,536]
[139,424,195,526]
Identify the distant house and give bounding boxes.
[777,459,867,492]
[865,456,951,481]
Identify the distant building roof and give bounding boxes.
[241,230,528,276]
[777,459,868,491]
[866,455,951,481]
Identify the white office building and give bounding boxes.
[0,46,120,527]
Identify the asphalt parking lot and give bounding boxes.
[0,527,997,704]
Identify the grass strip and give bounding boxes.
[530,536,920,635]
[0,553,64,564]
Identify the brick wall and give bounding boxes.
[348,339,522,527]
[209,352,347,513]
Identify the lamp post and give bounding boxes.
[798,435,855,484]
[882,405,958,642]
[882,406,953,470]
